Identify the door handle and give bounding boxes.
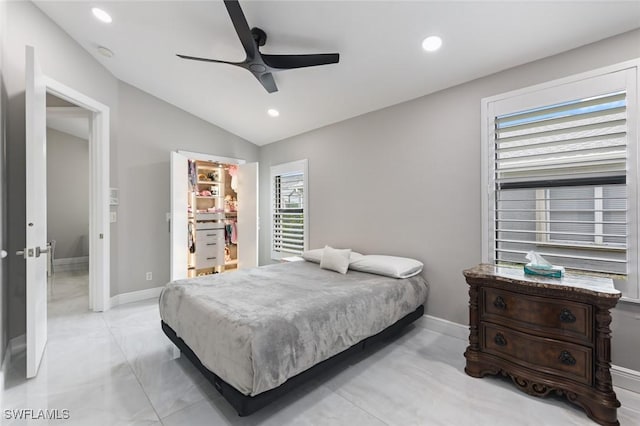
[35,246,49,258]
[16,248,35,258]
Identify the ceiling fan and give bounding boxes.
[177,0,340,94]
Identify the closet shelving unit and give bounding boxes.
[187,160,239,277]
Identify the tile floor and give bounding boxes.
[2,270,639,425]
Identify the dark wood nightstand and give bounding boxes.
[463,264,621,426]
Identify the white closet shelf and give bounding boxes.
[198,180,222,185]
[196,195,223,199]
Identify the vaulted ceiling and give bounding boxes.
[35,1,640,145]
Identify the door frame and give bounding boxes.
[45,78,110,312]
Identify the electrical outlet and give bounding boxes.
[146,272,152,281]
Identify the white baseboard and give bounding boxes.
[54,256,89,272]
[421,314,640,394]
[422,314,468,340]
[110,286,164,308]
[612,365,640,394]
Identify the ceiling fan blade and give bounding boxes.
[259,72,278,93]
[223,0,256,59]
[176,54,238,65]
[262,53,340,69]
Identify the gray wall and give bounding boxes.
[46,128,89,260]
[0,0,8,364]
[113,81,258,295]
[259,29,640,371]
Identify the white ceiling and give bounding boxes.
[34,1,640,145]
[46,107,90,140]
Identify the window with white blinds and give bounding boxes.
[483,64,639,299]
[270,159,308,259]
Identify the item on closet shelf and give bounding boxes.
[207,171,219,182]
[225,246,231,262]
[224,195,237,212]
[211,186,219,196]
[228,165,238,191]
[189,161,197,187]
[188,223,196,253]
[225,223,233,244]
[198,173,207,182]
[200,190,212,197]
[231,221,238,244]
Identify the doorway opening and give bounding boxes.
[46,78,110,311]
[45,94,91,312]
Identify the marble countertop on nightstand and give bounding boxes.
[463,263,621,298]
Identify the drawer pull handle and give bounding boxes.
[206,257,217,260]
[493,296,507,310]
[206,243,217,246]
[559,308,576,323]
[494,333,507,346]
[559,350,576,366]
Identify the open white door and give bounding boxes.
[24,45,48,378]
[237,163,259,268]
[170,151,189,281]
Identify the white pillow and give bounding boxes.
[349,255,423,278]
[302,248,364,264]
[319,246,351,274]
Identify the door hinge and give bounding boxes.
[99,233,104,240]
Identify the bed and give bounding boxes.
[159,258,428,415]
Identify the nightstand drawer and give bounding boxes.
[481,287,592,343]
[481,323,592,385]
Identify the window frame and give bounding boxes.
[270,159,309,260]
[481,60,640,301]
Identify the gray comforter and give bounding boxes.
[159,261,428,396]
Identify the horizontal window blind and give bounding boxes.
[495,91,626,186]
[493,90,629,277]
[272,172,305,256]
[495,184,627,275]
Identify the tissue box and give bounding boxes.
[524,263,565,278]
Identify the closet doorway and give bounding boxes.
[170,151,258,281]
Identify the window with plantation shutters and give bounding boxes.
[482,64,639,300]
[271,159,308,259]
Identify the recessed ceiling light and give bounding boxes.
[267,109,280,117]
[97,46,114,58]
[92,7,112,23]
[422,36,442,52]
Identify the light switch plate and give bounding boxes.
[110,211,117,223]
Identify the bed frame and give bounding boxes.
[161,304,424,416]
